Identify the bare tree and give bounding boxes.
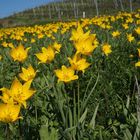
[119,0,124,11]
[113,0,119,9]
[33,8,36,17]
[54,2,61,19]
[81,0,84,5]
[48,5,52,19]
[94,0,99,16]
[73,0,77,18]
[129,0,133,12]
[57,4,61,19]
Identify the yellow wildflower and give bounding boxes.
[0,88,13,104]
[2,42,8,47]
[126,18,133,23]
[102,43,112,56]
[136,20,140,25]
[0,78,35,108]
[74,35,98,55]
[10,44,30,62]
[35,47,55,64]
[53,42,62,53]
[112,30,121,37]
[137,48,140,57]
[68,54,91,73]
[70,23,90,41]
[31,38,35,43]
[135,61,140,67]
[100,23,106,29]
[54,65,78,83]
[0,103,21,123]
[0,55,2,61]
[19,65,36,81]
[8,43,14,48]
[129,54,134,58]
[122,24,129,29]
[38,33,44,39]
[127,34,135,42]
[24,38,27,42]
[135,27,140,35]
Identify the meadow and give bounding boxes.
[0,9,140,140]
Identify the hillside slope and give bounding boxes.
[0,0,140,27]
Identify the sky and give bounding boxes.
[0,0,54,18]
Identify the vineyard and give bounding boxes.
[0,0,140,27]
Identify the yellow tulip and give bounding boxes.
[0,88,13,104]
[102,43,112,56]
[53,42,62,53]
[54,65,78,83]
[10,44,30,62]
[70,23,90,41]
[122,24,129,29]
[31,38,35,43]
[74,35,98,55]
[0,55,2,61]
[127,34,135,43]
[135,27,140,35]
[136,20,140,25]
[1,42,8,47]
[0,78,36,108]
[137,48,140,57]
[135,61,140,67]
[19,65,36,81]
[68,54,91,73]
[38,33,44,39]
[112,30,121,37]
[129,54,134,58]
[0,103,21,123]
[35,47,55,64]
[8,43,14,48]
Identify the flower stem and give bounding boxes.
[5,123,11,140]
[19,120,23,140]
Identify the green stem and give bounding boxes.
[6,123,10,140]
[73,89,77,137]
[35,104,38,124]
[81,73,99,114]
[19,120,22,140]
[77,80,80,121]
[77,80,80,140]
